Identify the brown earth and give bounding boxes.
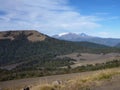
[57,53,120,68]
[0,30,46,42]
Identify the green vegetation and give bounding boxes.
[0,59,120,81]
[0,32,120,81]
[0,33,113,66]
[73,59,120,72]
[15,57,75,70]
[0,57,75,81]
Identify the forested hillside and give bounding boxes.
[0,30,113,66]
[0,30,120,81]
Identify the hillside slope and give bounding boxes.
[0,30,111,66]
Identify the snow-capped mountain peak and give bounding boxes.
[52,32,90,40]
[57,32,88,37]
[58,32,70,36]
[58,32,80,37]
[52,32,120,46]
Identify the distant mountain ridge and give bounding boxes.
[53,32,90,38]
[115,43,120,47]
[52,33,120,46]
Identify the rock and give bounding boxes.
[52,80,62,86]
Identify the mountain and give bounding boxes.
[52,33,120,46]
[0,30,111,66]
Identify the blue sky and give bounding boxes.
[0,0,120,38]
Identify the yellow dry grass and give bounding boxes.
[31,69,120,90]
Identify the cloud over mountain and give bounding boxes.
[0,0,101,34]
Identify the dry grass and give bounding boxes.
[31,69,120,90]
[32,84,54,90]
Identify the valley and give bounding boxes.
[0,0,120,89]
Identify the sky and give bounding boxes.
[0,0,120,38]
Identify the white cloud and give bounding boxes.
[97,32,110,38]
[0,0,102,34]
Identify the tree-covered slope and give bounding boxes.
[0,30,120,81]
[0,30,118,66]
